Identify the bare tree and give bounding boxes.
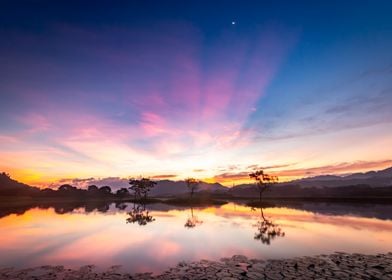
[249,170,278,202]
[129,179,142,200]
[185,178,199,198]
[129,178,157,201]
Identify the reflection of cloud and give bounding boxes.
[210,204,392,232]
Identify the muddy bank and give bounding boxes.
[1,252,392,279]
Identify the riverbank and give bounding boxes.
[1,252,391,279]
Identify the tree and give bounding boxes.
[116,188,130,197]
[99,186,112,195]
[249,170,278,202]
[58,184,76,192]
[129,178,156,200]
[88,185,98,192]
[129,179,142,199]
[185,178,199,198]
[1,172,10,178]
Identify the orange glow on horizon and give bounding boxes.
[2,159,391,188]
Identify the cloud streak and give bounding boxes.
[0,22,298,184]
[212,160,392,184]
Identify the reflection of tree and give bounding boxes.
[115,202,127,210]
[126,203,155,226]
[252,207,285,245]
[85,201,110,213]
[184,207,203,229]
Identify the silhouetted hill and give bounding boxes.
[2,166,392,200]
[344,167,392,179]
[229,183,392,199]
[150,180,227,196]
[230,166,392,198]
[0,172,40,196]
[290,166,392,188]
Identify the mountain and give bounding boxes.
[2,166,392,199]
[0,172,40,196]
[229,166,392,198]
[344,167,392,179]
[291,166,392,188]
[150,180,227,196]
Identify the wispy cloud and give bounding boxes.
[212,160,392,184]
[0,22,297,184]
[272,160,392,177]
[150,174,178,179]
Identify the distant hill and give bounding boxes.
[229,166,392,198]
[0,172,40,196]
[2,166,392,199]
[150,180,227,196]
[290,166,392,188]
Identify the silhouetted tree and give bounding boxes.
[88,185,98,192]
[116,188,130,197]
[115,202,127,210]
[126,203,155,226]
[129,179,141,199]
[252,207,285,245]
[184,207,203,229]
[249,170,278,202]
[129,178,156,200]
[41,188,56,197]
[58,184,76,192]
[185,178,199,198]
[1,172,10,178]
[99,186,112,195]
[57,184,81,197]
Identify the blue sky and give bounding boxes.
[0,1,391,186]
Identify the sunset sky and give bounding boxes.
[1,1,392,187]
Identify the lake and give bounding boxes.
[0,201,392,274]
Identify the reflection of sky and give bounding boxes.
[0,203,392,273]
[0,2,392,185]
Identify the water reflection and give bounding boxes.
[126,203,155,226]
[115,202,128,211]
[184,207,203,229]
[2,200,392,220]
[0,201,392,273]
[252,207,285,245]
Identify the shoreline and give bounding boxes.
[1,252,391,279]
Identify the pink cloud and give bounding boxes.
[1,23,299,181]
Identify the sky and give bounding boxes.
[0,1,392,187]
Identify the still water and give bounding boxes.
[0,202,392,273]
